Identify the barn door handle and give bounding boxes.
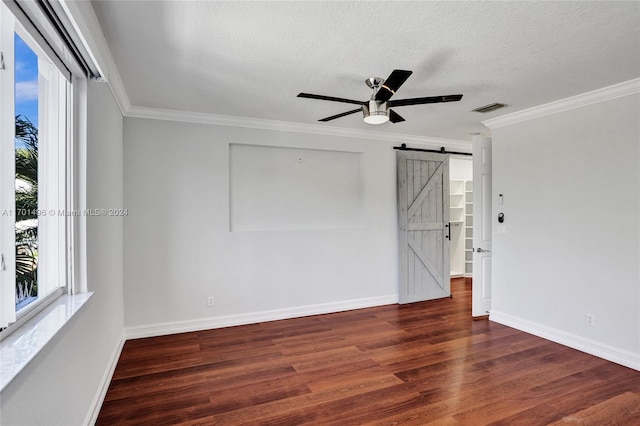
[445,223,451,240]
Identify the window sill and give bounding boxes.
[0,292,93,392]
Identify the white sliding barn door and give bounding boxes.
[397,151,450,304]
[472,135,492,317]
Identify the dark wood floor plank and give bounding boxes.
[548,391,640,425]
[190,373,405,425]
[97,278,640,425]
[302,384,427,426]
[485,403,570,426]
[290,345,369,372]
[104,363,217,403]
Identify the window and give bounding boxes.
[14,33,41,310]
[0,0,94,333]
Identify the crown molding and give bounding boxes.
[483,78,640,129]
[125,105,471,151]
[63,0,468,150]
[103,65,131,115]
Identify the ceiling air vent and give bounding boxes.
[472,102,508,113]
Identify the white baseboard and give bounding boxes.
[84,332,126,426]
[125,294,398,340]
[490,310,640,371]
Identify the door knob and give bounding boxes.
[476,247,491,253]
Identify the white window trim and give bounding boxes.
[0,0,92,386]
[1,17,70,326]
[0,1,16,329]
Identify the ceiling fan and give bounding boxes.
[298,69,463,125]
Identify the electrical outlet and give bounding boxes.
[207,296,215,307]
[586,314,595,326]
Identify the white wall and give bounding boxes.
[229,144,364,231]
[450,157,472,181]
[0,82,125,425]
[123,118,405,332]
[490,93,640,369]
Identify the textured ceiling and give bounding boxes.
[92,1,640,141]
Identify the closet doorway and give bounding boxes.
[449,158,473,279]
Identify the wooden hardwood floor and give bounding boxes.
[97,278,640,425]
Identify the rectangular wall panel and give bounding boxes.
[230,144,364,231]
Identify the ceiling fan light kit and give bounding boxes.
[298,69,463,125]
[363,100,389,124]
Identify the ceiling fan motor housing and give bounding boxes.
[363,100,389,124]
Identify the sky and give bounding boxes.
[14,32,38,134]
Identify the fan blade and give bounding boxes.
[319,108,362,122]
[389,94,463,107]
[298,93,364,105]
[389,109,405,123]
[375,70,413,102]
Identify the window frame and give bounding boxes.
[0,0,89,338]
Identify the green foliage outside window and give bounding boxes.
[15,115,38,305]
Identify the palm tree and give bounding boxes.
[15,115,38,299]
[15,115,38,218]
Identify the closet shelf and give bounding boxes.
[450,178,473,277]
